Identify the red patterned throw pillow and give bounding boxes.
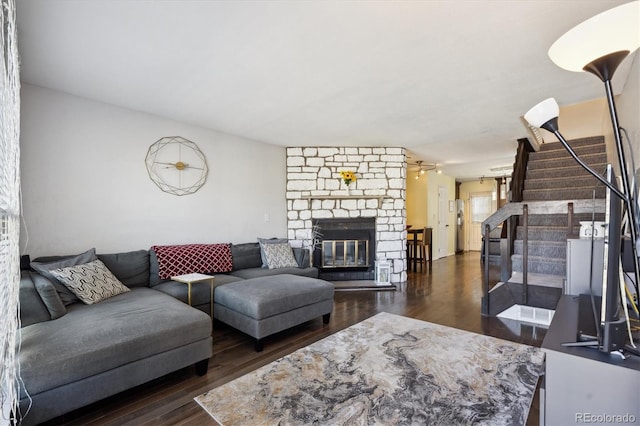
[152,243,233,279]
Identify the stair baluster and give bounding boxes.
[522,204,528,305]
[567,202,574,237]
[482,223,491,316]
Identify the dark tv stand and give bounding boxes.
[540,295,640,425]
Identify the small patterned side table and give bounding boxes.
[171,273,215,317]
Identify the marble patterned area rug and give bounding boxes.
[195,312,545,425]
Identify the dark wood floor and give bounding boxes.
[41,252,545,426]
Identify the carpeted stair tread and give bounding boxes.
[539,136,605,152]
[522,187,606,201]
[511,255,566,276]
[513,240,566,257]
[516,226,574,241]
[530,143,606,161]
[524,176,604,190]
[526,164,608,180]
[527,152,607,171]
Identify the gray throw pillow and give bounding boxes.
[292,247,309,268]
[31,248,98,305]
[20,273,51,327]
[98,250,150,287]
[257,238,288,268]
[48,259,130,305]
[262,243,299,269]
[30,272,67,319]
[230,243,262,270]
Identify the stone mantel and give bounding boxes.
[303,195,387,202]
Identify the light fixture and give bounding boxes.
[408,160,438,179]
[548,1,639,78]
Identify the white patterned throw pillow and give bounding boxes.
[49,259,130,304]
[262,243,299,269]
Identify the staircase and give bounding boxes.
[486,136,608,316]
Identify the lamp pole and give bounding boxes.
[585,52,640,297]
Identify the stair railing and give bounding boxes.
[481,199,606,316]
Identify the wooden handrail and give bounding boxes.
[482,199,606,232]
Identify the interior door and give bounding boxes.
[438,186,448,257]
[468,192,493,251]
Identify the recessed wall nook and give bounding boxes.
[286,147,408,283]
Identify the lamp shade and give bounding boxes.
[524,98,559,128]
[548,1,640,72]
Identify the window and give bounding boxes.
[470,194,492,223]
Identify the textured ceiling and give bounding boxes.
[16,0,635,180]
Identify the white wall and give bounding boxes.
[20,84,287,257]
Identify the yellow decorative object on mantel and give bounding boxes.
[339,170,357,186]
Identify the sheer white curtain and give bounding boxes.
[0,0,21,423]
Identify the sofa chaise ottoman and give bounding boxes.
[213,274,334,351]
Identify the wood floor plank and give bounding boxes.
[39,252,544,425]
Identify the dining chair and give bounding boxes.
[409,227,431,272]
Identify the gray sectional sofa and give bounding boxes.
[17,242,320,425]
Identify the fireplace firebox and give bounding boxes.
[313,218,375,280]
[321,240,369,268]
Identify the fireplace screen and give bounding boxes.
[322,240,369,268]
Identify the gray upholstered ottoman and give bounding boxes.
[213,274,334,351]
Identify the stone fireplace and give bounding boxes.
[286,147,407,283]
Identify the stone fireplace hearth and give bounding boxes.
[286,147,407,283]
